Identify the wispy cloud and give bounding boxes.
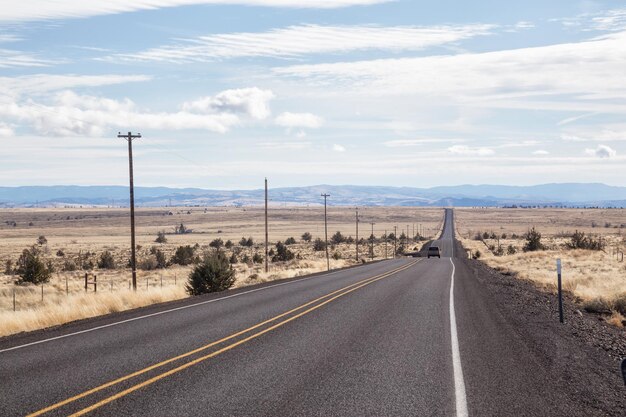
[0,49,54,69]
[273,30,626,113]
[555,8,626,32]
[447,145,495,156]
[332,144,346,152]
[0,74,151,98]
[0,1,392,22]
[275,112,323,129]
[103,24,495,63]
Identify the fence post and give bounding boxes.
[94,275,97,293]
[66,275,68,296]
[13,287,16,312]
[557,259,564,323]
[84,273,88,291]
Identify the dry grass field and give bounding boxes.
[455,208,626,327]
[0,206,444,337]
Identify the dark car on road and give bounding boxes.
[427,246,441,258]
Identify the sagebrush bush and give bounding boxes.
[186,251,235,295]
[301,232,312,242]
[97,251,116,269]
[313,238,326,251]
[171,245,196,265]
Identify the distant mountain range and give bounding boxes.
[0,183,625,208]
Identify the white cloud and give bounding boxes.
[0,1,391,22]
[106,24,495,63]
[275,112,323,129]
[258,141,311,150]
[0,122,14,137]
[333,144,346,152]
[273,31,626,112]
[556,8,626,32]
[182,88,274,120]
[383,138,458,147]
[0,89,277,136]
[0,74,151,99]
[0,48,54,69]
[584,144,617,158]
[447,145,495,156]
[533,150,549,155]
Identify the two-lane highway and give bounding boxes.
[0,209,605,416]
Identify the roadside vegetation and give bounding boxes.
[456,208,626,328]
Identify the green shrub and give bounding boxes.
[331,231,345,244]
[209,238,224,249]
[272,242,294,262]
[566,230,604,251]
[313,238,326,251]
[16,246,52,284]
[229,253,238,264]
[63,259,78,272]
[253,253,264,264]
[523,227,544,252]
[97,251,116,269]
[285,237,297,245]
[155,231,167,244]
[301,232,312,242]
[37,235,47,245]
[225,240,234,249]
[506,245,517,255]
[186,251,235,295]
[332,252,341,260]
[171,245,196,265]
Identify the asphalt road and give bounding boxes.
[0,209,611,416]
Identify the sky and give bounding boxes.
[0,0,625,189]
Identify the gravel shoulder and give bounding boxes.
[459,244,625,416]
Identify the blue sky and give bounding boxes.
[1,0,625,189]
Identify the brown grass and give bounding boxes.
[455,208,626,325]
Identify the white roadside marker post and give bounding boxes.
[557,259,564,323]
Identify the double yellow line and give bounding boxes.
[28,260,418,417]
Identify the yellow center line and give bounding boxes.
[26,260,419,417]
[66,259,418,417]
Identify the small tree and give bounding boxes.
[506,245,517,255]
[229,253,238,264]
[225,240,234,249]
[16,246,52,284]
[186,251,235,295]
[209,238,224,249]
[285,237,297,245]
[272,241,294,262]
[331,231,345,245]
[301,232,312,242]
[240,237,254,247]
[523,227,544,252]
[154,249,167,269]
[253,253,264,264]
[97,251,116,269]
[37,235,47,245]
[155,231,168,244]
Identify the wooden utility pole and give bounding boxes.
[370,222,375,260]
[265,178,269,273]
[355,207,360,262]
[394,225,397,258]
[384,229,388,259]
[118,131,141,291]
[321,193,330,271]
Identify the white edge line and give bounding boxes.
[0,260,400,354]
[450,255,469,417]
